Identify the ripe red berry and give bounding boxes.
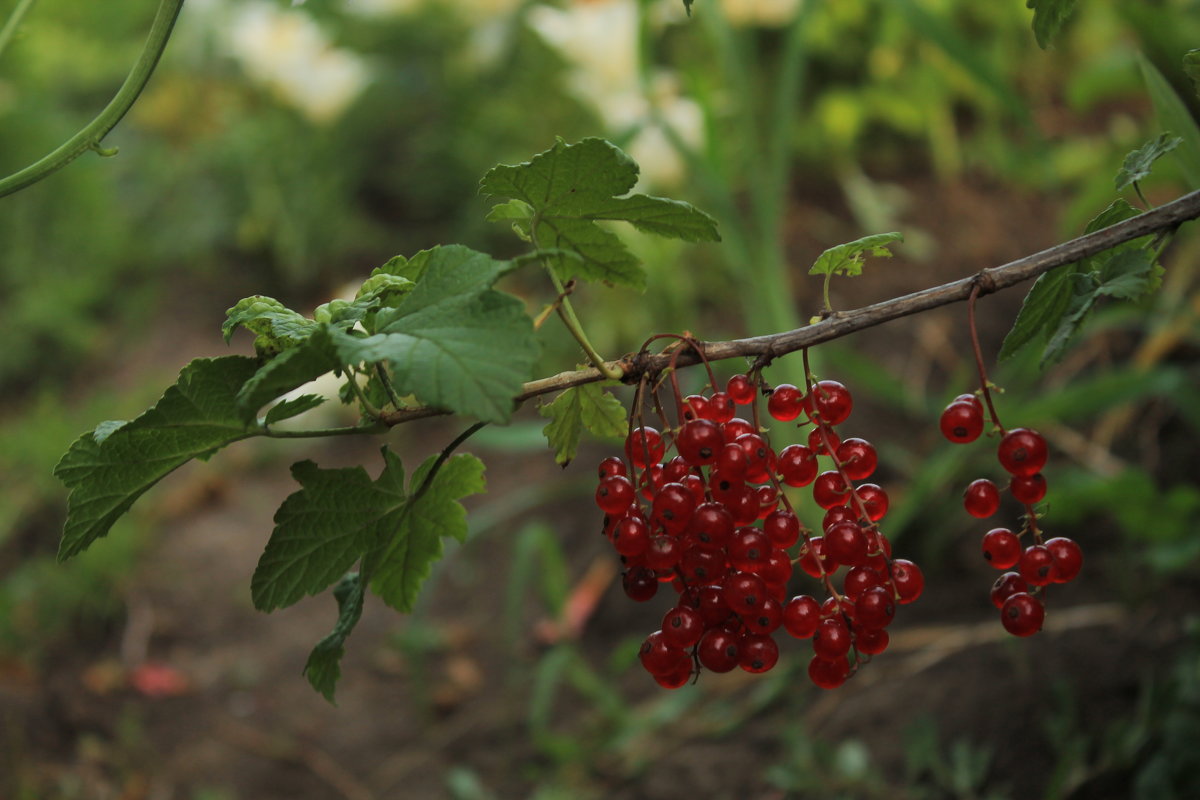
[854,586,896,629]
[777,444,818,487]
[810,380,853,425]
[808,655,850,689]
[997,428,1048,477]
[681,394,710,422]
[597,456,627,479]
[675,418,724,466]
[1019,544,1056,586]
[739,634,780,673]
[1010,473,1048,504]
[622,567,658,602]
[822,506,857,532]
[651,482,696,534]
[855,627,889,655]
[889,559,924,604]
[825,521,869,567]
[981,528,1022,569]
[762,509,801,548]
[744,595,784,635]
[812,617,853,660]
[854,483,889,522]
[1000,592,1044,637]
[640,631,689,675]
[595,475,636,515]
[722,571,768,616]
[729,528,772,573]
[704,392,736,423]
[798,536,831,578]
[612,516,650,557]
[963,478,1001,518]
[836,438,877,481]
[690,502,735,550]
[940,401,984,444]
[726,374,756,405]
[989,571,1027,609]
[716,442,749,480]
[842,565,884,600]
[767,384,805,421]
[661,605,705,648]
[760,548,794,587]
[625,426,665,468]
[812,470,850,509]
[697,628,741,673]
[783,595,822,638]
[645,534,682,571]
[721,417,755,441]
[653,659,694,689]
[1044,536,1083,583]
[808,426,841,456]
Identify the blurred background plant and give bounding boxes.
[2,0,1200,797]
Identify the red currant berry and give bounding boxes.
[681,394,710,422]
[653,659,694,689]
[1044,537,1083,583]
[651,482,696,534]
[997,428,1048,477]
[640,631,689,675]
[940,401,984,444]
[783,595,822,638]
[744,596,784,635]
[720,417,755,441]
[739,634,780,673]
[855,627,889,655]
[825,521,868,567]
[808,655,850,689]
[622,567,659,602]
[810,380,853,425]
[755,485,780,518]
[695,584,731,625]
[595,475,636,515]
[645,534,682,571]
[808,426,841,456]
[661,605,705,649]
[981,528,1022,569]
[762,509,801,548]
[1010,473,1048,505]
[727,485,761,526]
[854,483,889,522]
[735,433,775,483]
[798,536,832,578]
[990,571,1028,609]
[612,516,650,557]
[690,502,735,550]
[704,392,736,423]
[854,586,896,630]
[729,528,772,574]
[963,478,1001,519]
[777,444,818,487]
[835,438,877,481]
[812,470,850,509]
[726,374,757,405]
[813,617,853,660]
[625,426,665,468]
[889,559,925,604]
[722,571,768,615]
[1019,544,1056,586]
[822,506,857,532]
[676,419,724,467]
[716,442,749,480]
[680,546,725,584]
[597,456,627,479]
[697,628,741,673]
[761,548,794,587]
[1000,592,1044,637]
[842,565,884,600]
[663,455,691,483]
[767,384,805,422]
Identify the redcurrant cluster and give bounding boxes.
[940,394,1083,637]
[595,352,922,690]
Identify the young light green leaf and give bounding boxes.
[370,453,485,613]
[355,273,415,302]
[539,384,628,466]
[1184,50,1200,99]
[1139,53,1200,190]
[808,232,903,277]
[1026,0,1077,49]
[480,138,719,289]
[235,327,342,423]
[223,296,319,356]
[54,357,260,560]
[303,571,365,703]
[251,450,407,612]
[1115,133,1183,192]
[334,246,538,423]
[264,394,326,425]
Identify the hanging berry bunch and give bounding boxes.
[594,336,923,690]
[939,284,1084,637]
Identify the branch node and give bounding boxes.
[973,269,999,296]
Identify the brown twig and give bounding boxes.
[377,189,1200,427]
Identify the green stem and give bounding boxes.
[347,369,385,420]
[1134,182,1152,211]
[262,422,389,439]
[375,363,403,409]
[0,0,37,61]
[822,271,834,314]
[0,0,185,198]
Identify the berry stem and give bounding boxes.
[534,237,623,380]
[967,283,1007,435]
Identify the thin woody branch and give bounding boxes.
[378,188,1200,427]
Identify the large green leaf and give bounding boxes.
[223,296,319,357]
[234,327,342,423]
[480,138,719,289]
[1139,53,1200,190]
[334,246,538,423]
[808,232,903,277]
[250,451,407,612]
[1026,0,1077,49]
[1115,133,1183,192]
[54,357,260,560]
[370,453,485,613]
[539,383,628,466]
[303,572,366,704]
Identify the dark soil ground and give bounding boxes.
[3,176,1197,800]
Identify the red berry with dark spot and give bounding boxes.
[1000,592,1044,637]
[997,428,1048,477]
[698,628,741,673]
[963,478,1001,518]
[981,528,1022,569]
[990,571,1027,609]
[940,401,984,444]
[727,374,756,405]
[1010,473,1048,504]
[768,384,805,422]
[676,419,724,466]
[625,426,665,468]
[1019,544,1057,586]
[1045,537,1083,583]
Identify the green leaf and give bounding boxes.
[1184,50,1200,100]
[480,138,719,289]
[1040,275,1097,367]
[223,296,319,356]
[682,0,693,15]
[808,232,903,277]
[250,450,407,612]
[264,394,327,425]
[1025,0,1077,49]
[54,357,260,560]
[303,572,365,704]
[1095,249,1156,300]
[1115,134,1183,192]
[334,246,538,424]
[370,453,485,613]
[1139,53,1200,190]
[235,327,342,423]
[539,383,628,466]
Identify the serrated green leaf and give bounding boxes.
[370,453,485,612]
[223,296,319,356]
[808,232,903,277]
[1026,0,1077,49]
[355,273,415,301]
[334,246,537,423]
[480,138,719,289]
[303,572,365,703]
[1115,134,1183,192]
[235,327,341,423]
[485,198,535,222]
[1185,50,1200,99]
[539,384,627,466]
[54,357,260,560]
[1095,249,1155,300]
[1040,276,1098,367]
[251,449,407,612]
[1084,198,1142,236]
[1139,53,1200,190]
[264,394,327,425]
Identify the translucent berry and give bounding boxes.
[704,392,737,423]
[997,428,1048,477]
[612,516,650,557]
[729,528,772,574]
[653,659,694,689]
[661,605,705,649]
[777,444,818,487]
[595,475,636,515]
[690,502,735,550]
[812,470,850,509]
[854,586,896,630]
[1019,544,1056,587]
[842,566,884,600]
[622,567,658,602]
[676,419,724,466]
[681,394,710,422]
[822,506,857,532]
[810,380,853,425]
[639,631,689,675]
[697,628,740,673]
[1045,537,1083,583]
[762,509,801,548]
[889,559,925,604]
[963,478,1001,518]
[990,571,1027,609]
[726,374,756,405]
[625,426,665,468]
[1000,592,1044,637]
[716,442,749,480]
[854,484,889,522]
[645,534,682,571]
[825,521,868,567]
[981,528,1022,569]
[722,571,768,616]
[808,655,850,689]
[767,384,805,421]
[808,426,841,456]
[783,595,822,639]
[1010,473,1048,505]
[940,401,984,444]
[597,456,627,479]
[651,482,696,534]
[744,595,784,635]
[836,438,877,481]
[760,548,794,587]
[721,418,755,441]
[813,617,853,660]
[855,627,889,655]
[739,634,780,673]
